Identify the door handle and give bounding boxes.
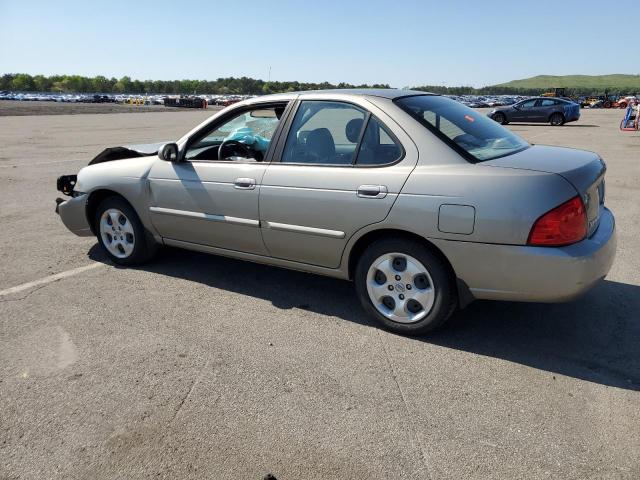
[234,177,256,190]
[357,185,388,199]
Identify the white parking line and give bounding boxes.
[0,263,105,297]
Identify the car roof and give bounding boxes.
[296,88,435,99]
[246,89,435,104]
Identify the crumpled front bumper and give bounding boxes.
[55,194,93,237]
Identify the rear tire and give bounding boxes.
[94,196,157,265]
[354,238,457,335]
[550,113,565,126]
[493,112,508,125]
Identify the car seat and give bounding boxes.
[305,128,336,163]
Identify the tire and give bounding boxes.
[493,112,508,125]
[550,113,565,126]
[94,196,157,265]
[354,238,457,335]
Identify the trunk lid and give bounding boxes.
[484,145,606,236]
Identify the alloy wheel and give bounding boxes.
[366,252,436,323]
[99,208,135,258]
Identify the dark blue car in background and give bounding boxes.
[488,97,581,126]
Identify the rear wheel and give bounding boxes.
[94,196,157,265]
[550,113,565,126]
[493,112,507,125]
[354,238,457,335]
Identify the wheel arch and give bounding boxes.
[347,228,451,278]
[85,189,133,235]
[346,228,473,308]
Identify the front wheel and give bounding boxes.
[550,113,565,126]
[354,238,457,335]
[95,196,157,265]
[493,112,508,125]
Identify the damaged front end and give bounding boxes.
[87,142,166,165]
[56,141,165,199]
[57,174,78,196]
[55,141,166,232]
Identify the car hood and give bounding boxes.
[88,141,168,165]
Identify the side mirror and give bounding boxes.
[158,143,180,162]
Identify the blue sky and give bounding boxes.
[0,0,635,87]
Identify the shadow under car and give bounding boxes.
[88,244,640,391]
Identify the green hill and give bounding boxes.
[493,74,640,92]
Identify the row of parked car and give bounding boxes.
[0,92,115,103]
[0,91,528,109]
[0,91,256,106]
[445,95,526,108]
[4,90,635,114]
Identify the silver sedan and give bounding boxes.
[56,89,616,335]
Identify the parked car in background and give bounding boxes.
[92,94,116,103]
[55,89,615,335]
[488,97,581,126]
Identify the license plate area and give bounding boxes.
[585,177,604,236]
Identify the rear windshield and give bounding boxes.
[395,95,530,162]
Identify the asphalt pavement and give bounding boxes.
[1,108,638,479]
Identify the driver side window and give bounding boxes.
[185,105,285,162]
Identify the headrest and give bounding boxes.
[345,118,364,143]
[306,128,335,159]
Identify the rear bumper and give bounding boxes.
[56,194,93,237]
[434,207,616,302]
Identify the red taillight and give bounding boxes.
[528,196,587,246]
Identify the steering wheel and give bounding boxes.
[218,139,255,160]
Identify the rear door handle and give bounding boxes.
[357,185,388,199]
[234,177,256,190]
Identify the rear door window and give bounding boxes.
[355,117,403,166]
[281,101,403,166]
[281,101,366,165]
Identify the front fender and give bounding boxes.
[73,156,159,238]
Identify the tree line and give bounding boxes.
[1,73,632,96]
[0,73,390,95]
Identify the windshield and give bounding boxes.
[395,95,530,162]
